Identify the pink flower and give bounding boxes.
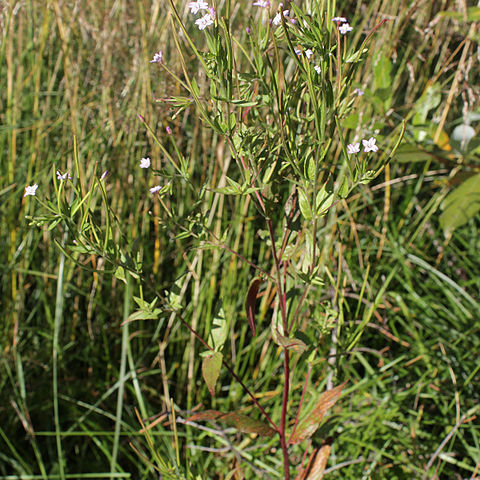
[56,170,71,181]
[362,137,378,153]
[339,23,353,34]
[24,184,38,197]
[187,1,208,14]
[354,88,364,96]
[347,143,360,154]
[149,51,163,63]
[273,10,289,25]
[140,157,151,169]
[253,0,269,6]
[195,13,214,30]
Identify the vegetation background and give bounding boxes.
[1,0,479,478]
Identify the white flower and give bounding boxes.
[331,16,347,23]
[56,170,71,181]
[149,51,163,63]
[314,65,321,74]
[339,23,353,34]
[273,10,289,25]
[252,0,269,7]
[362,137,378,153]
[24,184,38,197]
[150,185,162,194]
[195,13,214,30]
[140,157,151,169]
[354,88,364,96]
[295,48,302,55]
[305,49,313,59]
[347,143,360,154]
[187,0,209,14]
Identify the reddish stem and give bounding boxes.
[280,350,291,480]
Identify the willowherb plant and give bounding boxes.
[26,0,403,477]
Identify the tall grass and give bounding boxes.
[1,0,479,478]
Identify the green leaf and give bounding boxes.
[271,313,308,354]
[188,410,276,437]
[412,84,441,126]
[114,266,127,284]
[126,309,162,322]
[298,188,312,221]
[440,7,480,22]
[201,351,223,396]
[208,306,228,351]
[373,51,392,91]
[306,157,316,181]
[394,144,432,163]
[338,176,349,199]
[315,186,334,215]
[439,173,480,236]
[289,382,347,445]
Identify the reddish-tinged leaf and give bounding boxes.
[187,410,276,438]
[188,410,224,422]
[290,382,347,445]
[274,331,308,354]
[295,445,331,480]
[201,351,223,396]
[245,278,262,336]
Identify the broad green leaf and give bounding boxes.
[394,144,432,163]
[342,113,359,130]
[188,410,276,437]
[439,173,480,236]
[412,84,441,126]
[114,266,126,284]
[373,51,392,91]
[306,157,316,181]
[298,188,312,221]
[338,176,349,199]
[201,351,223,396]
[289,382,347,445]
[208,307,228,351]
[315,186,334,215]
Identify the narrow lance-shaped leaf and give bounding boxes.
[245,277,262,337]
[188,410,276,437]
[295,445,331,480]
[289,382,347,445]
[201,351,223,397]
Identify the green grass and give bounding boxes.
[1,0,480,478]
